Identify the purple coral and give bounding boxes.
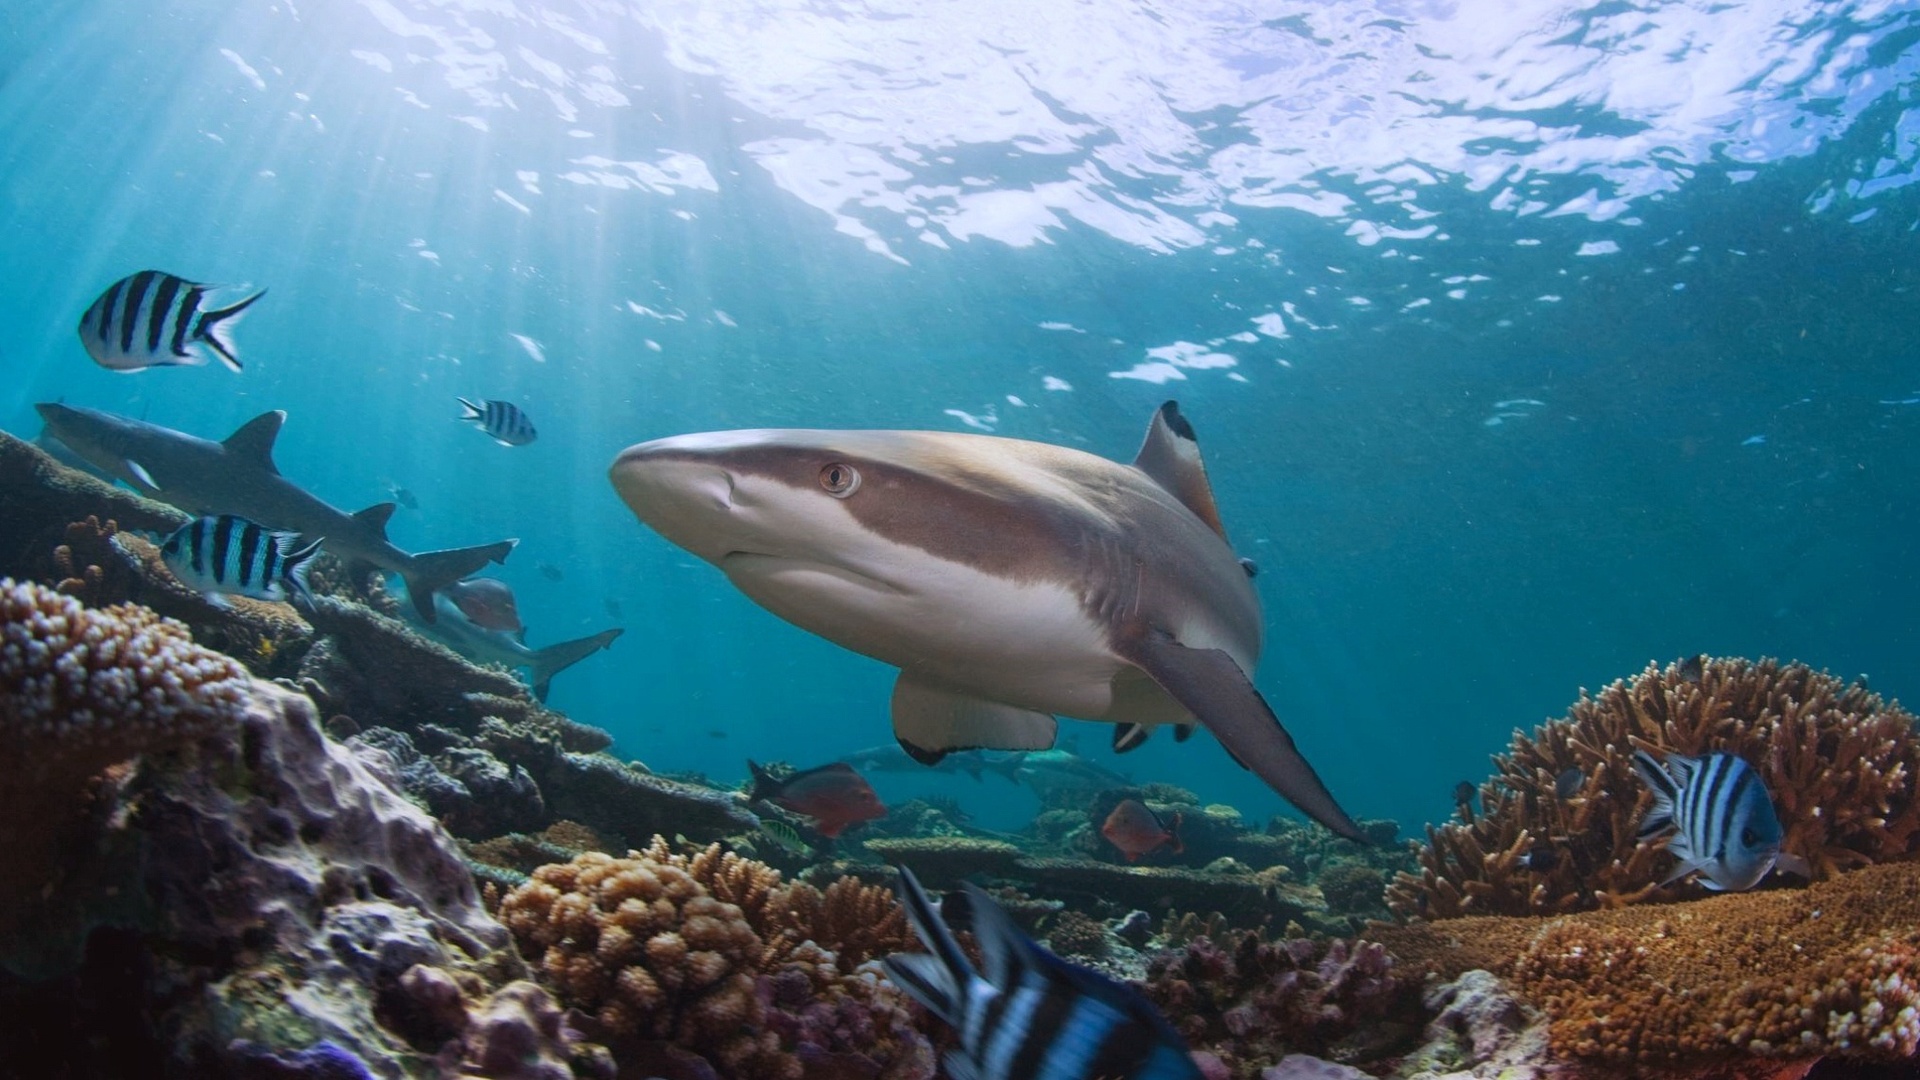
[1141,932,1415,1076]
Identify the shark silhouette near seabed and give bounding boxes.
[609,401,1365,841]
[34,403,516,622]
[405,589,623,702]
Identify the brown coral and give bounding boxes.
[499,839,929,1079]
[1390,656,1920,919]
[1376,858,1920,1067]
[2,578,251,790]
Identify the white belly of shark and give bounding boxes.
[610,401,1365,840]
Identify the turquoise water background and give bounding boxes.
[2,0,1917,835]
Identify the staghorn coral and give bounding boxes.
[1374,858,1920,1067]
[498,842,930,1080]
[1141,930,1419,1078]
[1390,655,1920,919]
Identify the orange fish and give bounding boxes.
[445,577,523,633]
[1101,798,1182,862]
[747,760,887,838]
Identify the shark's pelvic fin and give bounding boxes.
[1120,627,1365,842]
[1112,722,1151,753]
[891,672,1056,765]
[403,540,518,623]
[529,628,623,702]
[223,411,286,473]
[1132,401,1227,540]
[353,502,399,540]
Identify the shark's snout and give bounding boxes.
[610,436,758,564]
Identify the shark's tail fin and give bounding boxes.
[403,540,518,622]
[196,288,266,373]
[529,628,623,701]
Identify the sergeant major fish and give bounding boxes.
[1632,749,1812,891]
[160,514,319,610]
[458,397,537,446]
[80,270,265,373]
[882,865,1203,1080]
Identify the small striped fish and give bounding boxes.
[159,515,321,610]
[882,866,1202,1080]
[79,270,265,373]
[1633,749,1811,892]
[458,398,537,446]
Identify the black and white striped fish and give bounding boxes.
[1632,749,1812,892]
[78,271,265,373]
[159,515,320,610]
[457,397,537,446]
[881,866,1202,1080]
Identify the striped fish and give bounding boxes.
[882,866,1202,1080]
[78,271,265,373]
[1632,749,1812,891]
[159,514,321,610]
[458,398,537,446]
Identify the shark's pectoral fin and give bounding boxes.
[891,672,1056,766]
[122,458,161,493]
[1118,629,1365,842]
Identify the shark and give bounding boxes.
[608,400,1365,841]
[35,402,516,622]
[842,744,1027,784]
[410,591,623,701]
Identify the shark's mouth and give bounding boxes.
[720,551,907,596]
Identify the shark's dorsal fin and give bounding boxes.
[1132,401,1227,539]
[224,411,286,472]
[354,502,398,539]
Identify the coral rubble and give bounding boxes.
[1390,656,1920,919]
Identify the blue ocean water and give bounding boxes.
[2,0,1916,837]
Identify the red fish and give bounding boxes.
[1101,799,1182,863]
[445,577,523,633]
[747,760,886,838]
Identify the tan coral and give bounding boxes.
[1389,656,1920,919]
[1375,858,1920,1066]
[499,839,932,1079]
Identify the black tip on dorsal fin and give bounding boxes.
[1132,400,1227,539]
[223,411,286,472]
[352,502,398,539]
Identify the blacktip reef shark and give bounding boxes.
[609,401,1365,841]
[35,402,516,623]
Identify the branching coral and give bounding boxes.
[1141,930,1419,1077]
[498,841,930,1080]
[1376,858,1920,1067]
[1390,656,1920,919]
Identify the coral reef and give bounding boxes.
[1141,929,1420,1078]
[1,577,256,961]
[1375,857,1920,1068]
[498,841,929,1080]
[1390,656,1920,919]
[0,646,586,1077]
[856,836,1024,885]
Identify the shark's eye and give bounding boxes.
[819,463,861,498]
